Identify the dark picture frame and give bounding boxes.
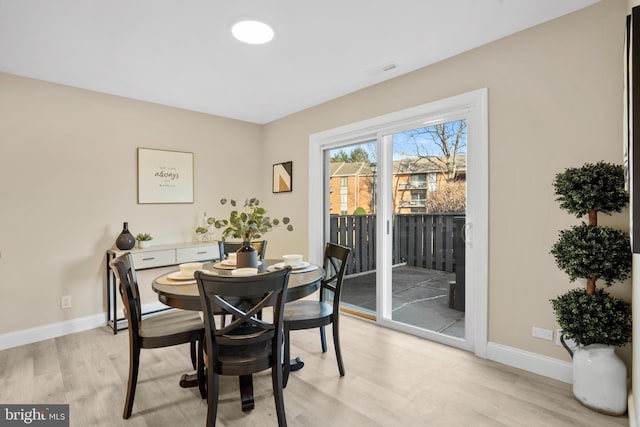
[272,161,293,193]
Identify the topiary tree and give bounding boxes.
[549,162,632,347]
[551,162,631,295]
[552,161,627,224]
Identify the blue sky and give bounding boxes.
[330,120,467,162]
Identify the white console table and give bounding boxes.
[106,242,219,334]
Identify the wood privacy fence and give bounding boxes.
[329,213,465,275]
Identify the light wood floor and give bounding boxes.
[0,314,629,427]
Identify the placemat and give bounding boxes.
[267,264,319,274]
[213,261,263,270]
[212,261,236,270]
[155,276,196,285]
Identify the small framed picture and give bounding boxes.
[137,148,194,204]
[273,161,293,193]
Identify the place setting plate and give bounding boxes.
[231,267,259,277]
[213,260,262,270]
[267,262,316,273]
[168,272,196,280]
[157,272,196,285]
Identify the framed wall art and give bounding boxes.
[137,148,194,204]
[273,161,293,193]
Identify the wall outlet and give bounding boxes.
[61,295,72,309]
[532,326,553,341]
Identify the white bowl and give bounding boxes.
[282,254,303,267]
[179,262,204,277]
[231,267,258,276]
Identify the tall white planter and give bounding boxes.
[572,344,627,416]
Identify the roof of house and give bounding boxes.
[329,156,467,177]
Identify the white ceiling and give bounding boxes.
[0,0,599,124]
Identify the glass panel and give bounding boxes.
[389,120,467,337]
[326,141,377,319]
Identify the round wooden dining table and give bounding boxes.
[151,259,324,411]
[153,259,324,310]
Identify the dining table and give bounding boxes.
[151,258,324,411]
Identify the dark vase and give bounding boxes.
[236,241,258,268]
[115,222,136,250]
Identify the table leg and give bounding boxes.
[239,375,254,411]
[288,356,304,372]
[179,362,302,412]
[180,372,256,412]
[179,373,199,388]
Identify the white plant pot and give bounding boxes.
[572,344,627,416]
[138,241,151,249]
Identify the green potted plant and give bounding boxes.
[198,198,293,267]
[135,232,153,249]
[549,161,631,415]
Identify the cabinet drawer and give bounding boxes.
[176,245,217,263]
[131,250,175,269]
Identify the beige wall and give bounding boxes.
[0,74,264,334]
[261,0,631,363]
[0,0,630,367]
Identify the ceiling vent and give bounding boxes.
[381,63,397,72]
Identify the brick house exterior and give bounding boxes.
[329,157,466,214]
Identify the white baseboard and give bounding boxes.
[486,342,573,384]
[0,302,169,351]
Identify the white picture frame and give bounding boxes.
[137,148,194,204]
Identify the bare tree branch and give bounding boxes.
[401,120,467,181]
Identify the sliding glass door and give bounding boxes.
[325,141,378,320]
[310,90,487,354]
[382,119,466,339]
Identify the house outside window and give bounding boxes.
[340,187,348,213]
[411,173,426,189]
[428,172,437,192]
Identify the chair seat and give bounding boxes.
[206,327,275,375]
[284,301,333,325]
[140,310,203,338]
[205,348,273,375]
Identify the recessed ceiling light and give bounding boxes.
[231,20,274,45]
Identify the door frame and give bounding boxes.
[308,88,488,357]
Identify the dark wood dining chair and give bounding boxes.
[195,268,291,427]
[218,240,268,261]
[109,253,206,419]
[217,240,269,327]
[282,243,351,387]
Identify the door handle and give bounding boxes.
[462,222,472,244]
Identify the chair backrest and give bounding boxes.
[320,243,352,310]
[218,240,268,261]
[109,253,142,336]
[195,267,290,374]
